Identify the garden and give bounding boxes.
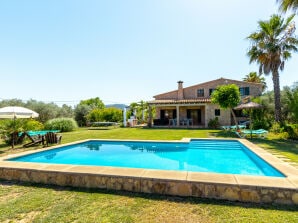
[0,127,298,222]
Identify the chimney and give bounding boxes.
[177,80,184,100]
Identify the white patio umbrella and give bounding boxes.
[0,106,39,148]
[234,102,263,139]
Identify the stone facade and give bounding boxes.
[0,167,297,205]
[149,78,264,127]
[154,78,263,100]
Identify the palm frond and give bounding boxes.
[247,13,298,78]
[278,0,298,13]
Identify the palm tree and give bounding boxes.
[278,0,298,13]
[247,14,298,123]
[243,72,267,90]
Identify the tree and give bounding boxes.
[211,84,241,126]
[58,104,74,118]
[79,97,104,109]
[74,97,105,126]
[0,99,25,107]
[25,100,60,123]
[278,0,298,13]
[86,108,122,123]
[243,72,267,90]
[74,104,92,126]
[247,14,298,123]
[284,82,298,122]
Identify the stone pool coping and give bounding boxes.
[0,138,297,204]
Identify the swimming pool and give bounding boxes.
[9,139,284,177]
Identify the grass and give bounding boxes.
[0,127,297,222]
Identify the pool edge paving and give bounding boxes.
[0,138,298,205]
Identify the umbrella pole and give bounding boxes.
[12,116,16,149]
[250,109,252,139]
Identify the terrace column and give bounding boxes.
[148,105,152,127]
[204,106,208,128]
[176,105,180,126]
[123,107,127,127]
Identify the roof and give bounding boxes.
[148,98,211,105]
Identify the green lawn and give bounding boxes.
[0,128,297,222]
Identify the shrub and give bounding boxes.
[208,117,219,129]
[283,124,298,140]
[87,108,122,123]
[44,118,78,132]
[268,123,298,140]
[0,119,25,145]
[23,119,44,131]
[270,122,283,134]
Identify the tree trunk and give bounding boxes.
[231,108,238,128]
[272,70,282,123]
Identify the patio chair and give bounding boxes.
[45,132,62,147]
[23,132,44,147]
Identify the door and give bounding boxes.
[187,109,202,125]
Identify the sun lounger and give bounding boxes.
[221,125,246,131]
[239,129,268,138]
[23,132,44,147]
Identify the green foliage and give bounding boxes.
[211,84,241,109]
[0,99,75,123]
[57,104,74,118]
[0,98,25,107]
[283,124,298,140]
[23,119,44,131]
[74,97,105,126]
[208,117,219,129]
[247,14,298,122]
[278,0,298,13]
[101,108,122,122]
[44,118,78,132]
[269,122,298,140]
[243,71,266,90]
[26,100,60,123]
[74,104,92,126]
[86,108,102,122]
[79,97,104,109]
[259,84,298,126]
[87,108,122,122]
[0,119,43,145]
[284,83,298,122]
[128,100,149,123]
[0,119,25,145]
[248,99,270,130]
[270,122,283,134]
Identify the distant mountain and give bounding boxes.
[105,104,128,109]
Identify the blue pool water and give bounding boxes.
[9,140,284,177]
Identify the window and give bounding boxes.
[197,89,204,97]
[239,87,250,96]
[215,109,220,116]
[209,88,215,96]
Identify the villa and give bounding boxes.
[148,78,263,127]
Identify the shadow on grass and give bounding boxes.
[211,130,238,138]
[1,180,297,212]
[253,138,298,155]
[140,127,206,131]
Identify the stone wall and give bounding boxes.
[1,167,297,205]
[154,78,263,100]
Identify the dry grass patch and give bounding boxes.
[132,199,213,223]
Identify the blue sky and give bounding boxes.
[0,0,297,106]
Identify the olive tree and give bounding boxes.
[211,84,241,126]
